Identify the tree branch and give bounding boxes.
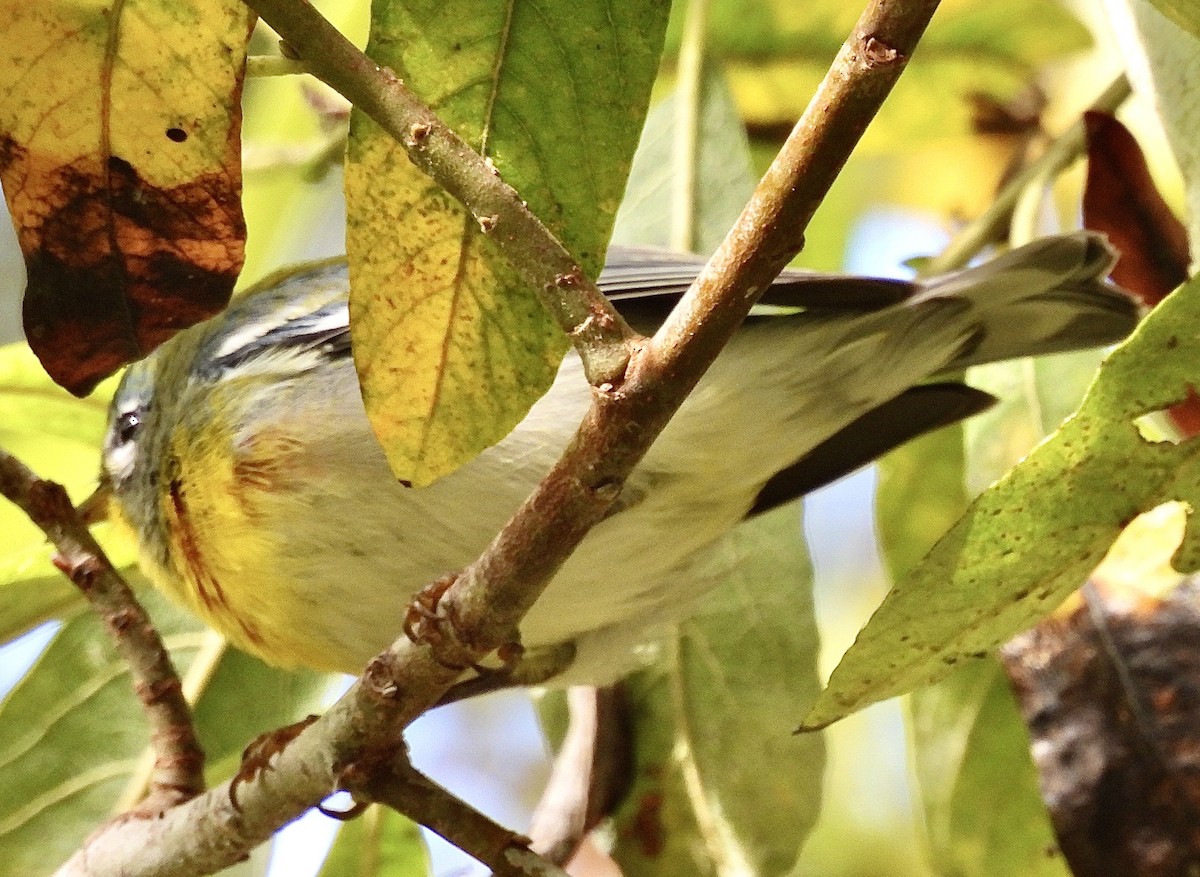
[341,755,569,877]
[0,450,204,811]
[447,0,940,641]
[246,0,638,387]
[55,0,941,873]
[529,685,631,865]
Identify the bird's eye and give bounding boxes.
[116,411,141,444]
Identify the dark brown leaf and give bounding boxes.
[1083,111,1197,437]
[1083,111,1189,308]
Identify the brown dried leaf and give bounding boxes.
[0,2,253,395]
[1083,111,1198,437]
[1083,110,1189,308]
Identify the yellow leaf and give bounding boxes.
[344,0,668,486]
[346,128,564,487]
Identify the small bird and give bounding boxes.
[95,233,1135,685]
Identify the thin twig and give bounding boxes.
[342,755,568,877]
[242,0,639,388]
[529,686,631,865]
[0,450,204,811]
[927,73,1132,274]
[115,631,228,815]
[54,0,941,873]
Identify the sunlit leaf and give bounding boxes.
[0,342,137,642]
[801,274,1200,730]
[317,804,430,877]
[344,0,669,485]
[0,0,252,394]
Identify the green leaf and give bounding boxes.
[191,648,337,785]
[876,425,969,583]
[344,0,670,486]
[613,64,755,254]
[613,668,716,877]
[963,350,1106,495]
[317,804,430,877]
[613,506,824,876]
[0,558,136,647]
[0,593,201,876]
[801,274,1200,730]
[612,666,714,877]
[910,660,1066,877]
[675,506,824,874]
[0,589,333,876]
[0,342,138,642]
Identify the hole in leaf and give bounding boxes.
[1134,410,1188,444]
[1093,501,1190,600]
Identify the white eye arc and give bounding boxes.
[105,405,145,487]
[116,411,141,444]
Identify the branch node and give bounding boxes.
[404,574,480,671]
[408,120,431,143]
[478,213,499,233]
[135,675,183,706]
[861,34,901,66]
[108,606,139,635]
[230,715,320,810]
[592,480,622,504]
[363,653,403,699]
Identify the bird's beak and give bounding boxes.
[78,477,112,526]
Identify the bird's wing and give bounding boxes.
[745,383,996,517]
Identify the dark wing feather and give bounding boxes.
[746,383,996,517]
[601,246,918,329]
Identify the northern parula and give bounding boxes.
[95,233,1135,683]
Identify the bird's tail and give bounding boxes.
[918,231,1138,370]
